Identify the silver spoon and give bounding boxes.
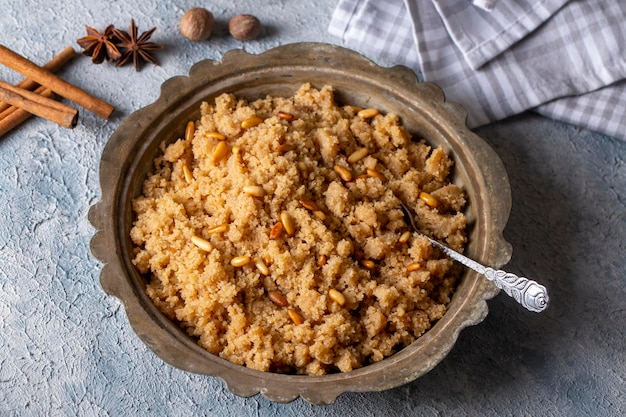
[400,202,549,312]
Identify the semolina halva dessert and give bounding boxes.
[130,83,468,375]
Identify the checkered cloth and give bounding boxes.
[329,0,626,141]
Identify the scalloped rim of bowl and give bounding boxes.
[88,42,511,404]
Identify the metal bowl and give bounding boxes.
[88,43,511,404]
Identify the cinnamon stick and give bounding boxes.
[0,81,78,129]
[0,85,56,137]
[0,84,53,120]
[0,45,76,114]
[0,44,114,119]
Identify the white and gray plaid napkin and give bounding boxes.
[329,0,626,141]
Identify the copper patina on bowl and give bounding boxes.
[88,42,512,404]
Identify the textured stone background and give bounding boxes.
[0,0,624,416]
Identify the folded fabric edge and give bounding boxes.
[468,0,570,70]
[450,57,626,126]
[533,81,626,141]
[450,79,626,142]
[432,0,571,70]
[472,0,497,12]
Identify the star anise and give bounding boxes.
[112,19,163,71]
[76,25,122,64]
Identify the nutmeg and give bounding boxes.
[228,14,261,41]
[180,7,214,41]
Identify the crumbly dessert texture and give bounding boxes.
[130,83,467,375]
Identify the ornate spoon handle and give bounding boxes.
[400,203,549,312]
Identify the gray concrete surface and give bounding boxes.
[0,0,624,415]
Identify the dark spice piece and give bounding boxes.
[76,25,122,64]
[112,19,163,71]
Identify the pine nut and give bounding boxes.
[399,231,412,244]
[212,141,229,163]
[328,289,346,306]
[287,308,304,325]
[333,165,352,182]
[360,259,376,270]
[268,290,288,307]
[280,211,295,236]
[367,168,385,182]
[241,116,263,129]
[277,143,294,153]
[269,221,284,239]
[299,199,319,211]
[191,235,212,252]
[182,163,193,184]
[277,111,294,121]
[407,263,421,272]
[243,185,266,198]
[262,255,272,266]
[317,254,327,267]
[347,147,369,164]
[206,131,226,140]
[357,108,379,119]
[185,121,195,142]
[419,191,438,208]
[313,210,327,221]
[230,255,251,267]
[207,223,228,234]
[255,258,270,276]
